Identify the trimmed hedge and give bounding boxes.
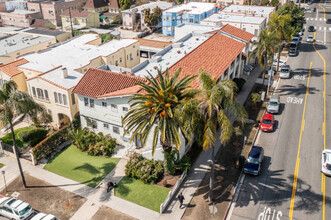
[125,153,164,184]
[18,127,48,147]
[32,125,70,161]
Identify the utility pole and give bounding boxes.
[69,8,74,37]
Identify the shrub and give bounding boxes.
[233,78,246,92]
[164,150,191,175]
[18,127,48,147]
[125,153,164,184]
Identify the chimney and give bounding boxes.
[62,67,68,78]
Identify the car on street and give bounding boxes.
[308,1,312,5]
[305,5,310,10]
[267,95,280,114]
[31,212,59,220]
[308,26,316,32]
[298,30,304,36]
[306,35,314,43]
[293,34,302,41]
[321,149,331,176]
[289,46,298,56]
[0,197,34,220]
[260,113,275,132]
[291,37,301,45]
[327,19,331,24]
[244,146,264,175]
[272,59,286,70]
[280,65,291,79]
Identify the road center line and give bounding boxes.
[288,62,312,220]
[319,0,326,19]
[313,28,327,220]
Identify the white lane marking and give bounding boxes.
[294,75,306,80]
[320,18,323,21]
[324,27,327,31]
[329,27,331,31]
[315,18,318,21]
[287,97,304,105]
[258,207,283,220]
[324,18,327,21]
[319,26,322,30]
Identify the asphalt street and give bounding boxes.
[229,1,331,220]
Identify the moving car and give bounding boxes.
[306,35,314,43]
[308,26,316,32]
[267,95,280,114]
[289,46,298,56]
[280,65,291,79]
[260,113,275,132]
[291,37,301,45]
[31,213,59,220]
[0,197,34,220]
[244,146,264,175]
[321,149,331,176]
[327,19,331,24]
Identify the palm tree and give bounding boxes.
[122,68,196,156]
[268,13,294,73]
[177,71,247,202]
[0,81,46,188]
[250,29,279,88]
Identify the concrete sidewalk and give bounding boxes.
[0,156,159,220]
[158,65,262,219]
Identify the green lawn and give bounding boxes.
[44,145,120,188]
[115,176,170,212]
[0,163,3,169]
[0,126,35,148]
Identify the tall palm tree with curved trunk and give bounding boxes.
[177,70,247,202]
[250,29,279,88]
[268,13,294,73]
[0,81,46,188]
[122,68,196,156]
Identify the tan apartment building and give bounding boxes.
[61,9,99,30]
[0,58,28,92]
[0,9,42,28]
[40,0,87,27]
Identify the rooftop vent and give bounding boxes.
[61,67,68,78]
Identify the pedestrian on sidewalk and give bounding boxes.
[178,192,185,209]
[107,181,114,193]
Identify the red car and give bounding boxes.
[260,113,274,132]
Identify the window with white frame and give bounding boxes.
[113,126,120,134]
[63,94,67,105]
[90,99,94,108]
[44,90,49,100]
[71,93,75,105]
[122,107,128,112]
[104,123,109,129]
[58,93,62,104]
[102,102,107,107]
[37,88,44,99]
[84,97,88,106]
[92,120,97,129]
[32,87,36,97]
[111,104,118,112]
[54,92,58,103]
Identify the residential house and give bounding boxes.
[100,12,118,25]
[27,0,48,13]
[135,38,172,59]
[21,27,71,42]
[0,9,42,28]
[5,0,28,11]
[108,0,120,13]
[219,5,275,22]
[30,18,57,29]
[162,2,217,36]
[0,58,28,92]
[40,0,88,27]
[0,0,6,12]
[61,9,99,30]
[122,1,173,31]
[26,66,82,127]
[83,0,109,13]
[201,13,266,40]
[0,31,56,64]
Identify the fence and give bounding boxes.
[0,141,15,158]
[160,168,188,213]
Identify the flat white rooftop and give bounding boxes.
[174,23,221,41]
[0,26,24,33]
[122,1,173,14]
[9,9,37,15]
[202,14,265,24]
[132,33,210,77]
[0,33,54,56]
[39,67,82,89]
[20,34,137,73]
[165,2,216,14]
[221,5,275,16]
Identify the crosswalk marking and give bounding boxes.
[320,18,323,21]
[329,27,331,31]
[319,27,322,30]
[324,18,327,21]
[324,27,327,31]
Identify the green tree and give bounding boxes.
[143,6,162,31]
[250,29,278,88]
[122,68,196,156]
[0,81,46,188]
[119,0,131,10]
[260,0,269,6]
[270,0,279,7]
[250,92,262,110]
[67,127,87,150]
[267,13,294,73]
[276,2,305,32]
[177,71,247,201]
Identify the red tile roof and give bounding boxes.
[167,32,246,89]
[72,68,143,98]
[61,10,93,18]
[220,24,254,42]
[0,58,28,77]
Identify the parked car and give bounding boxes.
[272,59,286,70]
[244,146,264,175]
[260,113,275,132]
[327,19,331,24]
[280,65,291,79]
[298,30,304,36]
[306,35,314,43]
[293,34,302,41]
[305,5,310,10]
[31,212,59,220]
[308,26,316,32]
[0,197,34,220]
[289,47,298,56]
[321,149,331,176]
[292,37,301,45]
[267,95,280,114]
[308,1,312,5]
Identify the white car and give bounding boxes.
[0,197,34,220]
[279,65,291,79]
[272,59,286,70]
[305,5,310,10]
[31,212,59,220]
[306,35,314,43]
[321,149,331,176]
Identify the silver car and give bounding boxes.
[280,65,291,79]
[267,95,280,114]
[0,197,34,220]
[31,212,59,220]
[306,35,314,43]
